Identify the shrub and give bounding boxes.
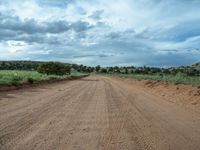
[10,76,22,86]
[100,68,108,73]
[49,76,58,80]
[27,77,34,84]
[37,62,71,75]
[95,65,101,72]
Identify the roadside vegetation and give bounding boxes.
[0,61,200,86]
[99,64,200,85]
[37,62,71,75]
[106,73,200,85]
[0,70,85,86]
[0,61,87,86]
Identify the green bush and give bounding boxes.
[0,70,86,86]
[27,77,35,84]
[10,76,22,86]
[100,68,107,73]
[37,62,71,75]
[49,76,58,80]
[95,65,101,72]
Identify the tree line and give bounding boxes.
[0,61,200,76]
[95,66,200,76]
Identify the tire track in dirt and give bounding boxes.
[103,76,200,150]
[103,79,157,150]
[0,79,84,117]
[1,76,200,150]
[0,79,91,149]
[102,78,165,150]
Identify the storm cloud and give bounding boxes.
[0,0,200,66]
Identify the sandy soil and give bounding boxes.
[114,77,200,113]
[0,76,200,150]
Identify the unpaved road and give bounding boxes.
[1,76,200,150]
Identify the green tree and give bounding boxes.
[108,67,114,73]
[125,68,128,74]
[95,65,101,72]
[37,62,71,75]
[114,66,120,73]
[100,68,107,73]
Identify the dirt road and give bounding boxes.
[1,76,200,150]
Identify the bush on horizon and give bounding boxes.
[37,62,71,75]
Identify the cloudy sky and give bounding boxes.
[0,0,200,67]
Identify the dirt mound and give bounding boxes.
[115,77,200,113]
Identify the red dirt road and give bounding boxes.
[0,76,200,150]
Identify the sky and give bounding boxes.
[0,0,200,67]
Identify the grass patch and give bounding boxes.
[104,73,200,86]
[0,70,87,86]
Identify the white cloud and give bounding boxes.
[0,0,200,66]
